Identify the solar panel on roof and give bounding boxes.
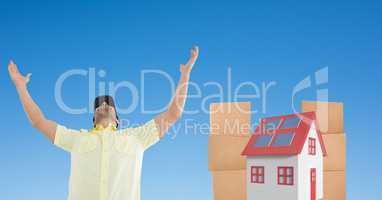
[254,135,273,147]
[281,117,301,129]
[272,132,295,146]
[264,119,282,132]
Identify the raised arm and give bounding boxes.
[8,61,57,143]
[154,46,199,138]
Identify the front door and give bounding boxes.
[310,168,316,200]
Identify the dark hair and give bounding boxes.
[93,95,119,127]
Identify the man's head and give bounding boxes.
[93,95,119,128]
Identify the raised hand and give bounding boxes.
[180,46,199,76]
[8,60,32,86]
[8,60,57,142]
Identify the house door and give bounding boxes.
[310,168,316,200]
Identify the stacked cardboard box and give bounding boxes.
[302,101,346,200]
[209,102,252,200]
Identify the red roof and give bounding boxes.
[241,112,327,156]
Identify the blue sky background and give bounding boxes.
[0,0,381,199]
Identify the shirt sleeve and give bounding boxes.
[54,124,85,152]
[121,119,160,150]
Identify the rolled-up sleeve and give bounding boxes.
[54,125,84,152]
[121,119,160,150]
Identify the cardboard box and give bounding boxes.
[301,101,344,134]
[208,135,251,171]
[210,102,251,137]
[211,170,247,200]
[322,134,346,171]
[323,171,346,200]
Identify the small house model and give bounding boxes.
[242,112,327,200]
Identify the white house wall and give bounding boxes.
[246,155,298,200]
[297,123,324,200]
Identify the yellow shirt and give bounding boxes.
[54,119,160,200]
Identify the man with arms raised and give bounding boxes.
[8,46,199,200]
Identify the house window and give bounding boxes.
[251,166,265,184]
[308,137,316,155]
[277,167,294,185]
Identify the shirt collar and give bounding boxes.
[91,124,118,133]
